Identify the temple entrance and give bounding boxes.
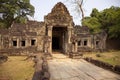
[52,37,60,50]
[52,27,67,53]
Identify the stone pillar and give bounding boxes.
[64,30,68,53]
[67,28,72,54]
[17,38,19,48]
[37,36,42,51]
[9,38,11,48]
[47,26,52,54]
[25,39,28,47]
[75,42,78,52]
[68,28,72,43]
[91,35,94,49]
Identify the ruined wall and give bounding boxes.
[73,26,107,52]
[36,23,46,52]
[0,2,107,54]
[0,21,46,54]
[74,26,93,52]
[106,39,120,50]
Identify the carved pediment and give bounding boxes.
[45,2,72,25]
[51,2,70,15]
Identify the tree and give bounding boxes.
[82,8,101,34]
[82,17,101,34]
[82,6,120,39]
[0,0,34,28]
[90,8,99,18]
[98,6,120,39]
[66,0,84,19]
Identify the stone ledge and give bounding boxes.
[69,52,83,59]
[32,54,50,80]
[84,57,120,74]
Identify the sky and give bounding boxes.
[30,0,120,25]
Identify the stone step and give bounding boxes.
[72,53,82,56]
[52,52,68,59]
[69,52,83,59]
[72,56,82,59]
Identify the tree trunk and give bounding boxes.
[79,4,84,20]
[78,0,84,20]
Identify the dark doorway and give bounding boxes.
[52,27,67,52]
[52,37,60,50]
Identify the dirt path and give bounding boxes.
[48,54,120,80]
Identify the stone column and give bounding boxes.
[64,30,68,53]
[8,38,11,48]
[37,36,41,51]
[67,28,72,43]
[67,28,72,54]
[75,42,78,52]
[17,38,19,48]
[91,35,94,49]
[25,39,28,47]
[47,26,52,54]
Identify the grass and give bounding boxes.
[0,56,34,80]
[83,50,120,66]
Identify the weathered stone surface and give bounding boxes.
[32,54,50,80]
[69,52,83,59]
[0,2,107,55]
[48,54,120,80]
[84,57,120,74]
[45,2,73,26]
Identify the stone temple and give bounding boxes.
[0,2,107,55]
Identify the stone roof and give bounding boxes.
[10,32,25,36]
[26,32,37,36]
[10,20,44,31]
[75,25,89,31]
[45,2,73,25]
[77,34,91,38]
[51,2,70,16]
[74,25,90,34]
[27,21,44,28]
[10,23,27,32]
[1,21,40,36]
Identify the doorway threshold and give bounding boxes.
[51,53,68,59]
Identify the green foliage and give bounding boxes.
[82,17,101,34]
[90,8,99,18]
[82,6,120,39]
[109,24,120,38]
[98,7,117,29]
[0,0,34,28]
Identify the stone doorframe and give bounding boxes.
[46,25,73,54]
